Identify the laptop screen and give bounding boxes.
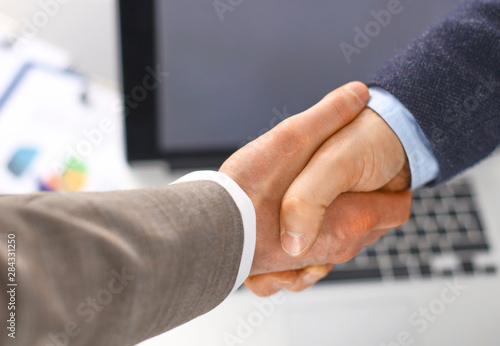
[135,0,462,164]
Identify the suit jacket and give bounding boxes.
[0,181,244,345]
[1,1,499,345]
[370,0,500,184]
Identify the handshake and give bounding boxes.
[220,82,413,296]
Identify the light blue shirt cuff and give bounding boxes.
[367,87,439,189]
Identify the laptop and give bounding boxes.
[119,1,500,345]
[131,155,500,346]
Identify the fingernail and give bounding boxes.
[302,273,325,284]
[281,231,309,256]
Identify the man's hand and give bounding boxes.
[245,190,411,296]
[280,107,411,258]
[220,82,412,296]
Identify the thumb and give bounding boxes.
[280,108,406,257]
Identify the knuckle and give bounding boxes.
[361,213,378,232]
[282,195,313,215]
[345,213,377,237]
[282,195,326,228]
[324,225,368,263]
[274,119,295,141]
[322,92,350,123]
[272,120,309,157]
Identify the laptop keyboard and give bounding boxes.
[321,179,498,283]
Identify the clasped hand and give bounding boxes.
[220,82,412,296]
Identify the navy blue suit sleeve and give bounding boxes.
[369,0,500,185]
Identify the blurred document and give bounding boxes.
[0,60,126,194]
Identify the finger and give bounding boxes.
[361,228,389,247]
[381,156,411,191]
[323,191,412,238]
[286,264,333,292]
[275,83,370,257]
[219,82,368,199]
[223,82,369,276]
[241,81,369,184]
[244,270,298,297]
[312,190,412,264]
[260,81,369,158]
[280,109,406,257]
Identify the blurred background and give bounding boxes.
[2,2,500,345]
[0,0,128,194]
[0,0,120,82]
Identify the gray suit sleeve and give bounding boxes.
[0,181,244,345]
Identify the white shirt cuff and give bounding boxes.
[368,87,440,189]
[171,171,256,293]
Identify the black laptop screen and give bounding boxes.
[125,0,462,165]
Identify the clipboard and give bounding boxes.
[0,60,126,194]
[0,62,87,113]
